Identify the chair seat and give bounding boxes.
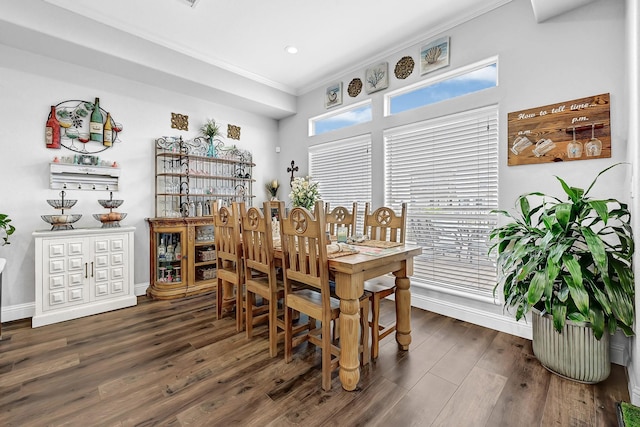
[287,288,340,315]
[246,275,284,294]
[363,276,396,296]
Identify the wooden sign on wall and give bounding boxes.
[507,93,610,166]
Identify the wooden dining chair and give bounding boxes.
[363,202,407,360]
[240,202,286,357]
[214,201,245,332]
[278,200,342,391]
[325,202,358,237]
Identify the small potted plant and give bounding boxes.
[0,213,15,245]
[199,118,223,157]
[489,164,634,383]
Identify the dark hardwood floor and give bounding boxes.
[0,293,629,426]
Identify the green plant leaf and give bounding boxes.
[582,227,608,274]
[555,176,582,203]
[519,196,531,225]
[584,162,625,196]
[590,308,605,340]
[562,254,589,316]
[552,303,567,332]
[590,282,612,316]
[556,281,569,302]
[555,203,573,229]
[526,270,546,306]
[588,200,610,225]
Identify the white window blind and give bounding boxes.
[309,134,372,229]
[384,105,498,297]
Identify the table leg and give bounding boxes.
[394,269,412,351]
[335,271,363,391]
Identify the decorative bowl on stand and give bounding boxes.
[98,199,124,209]
[41,214,82,231]
[93,212,127,228]
[47,199,77,210]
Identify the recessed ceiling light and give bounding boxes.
[285,45,298,54]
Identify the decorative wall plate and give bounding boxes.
[394,56,415,79]
[348,78,362,97]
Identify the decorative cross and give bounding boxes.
[287,160,299,185]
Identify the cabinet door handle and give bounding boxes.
[85,263,88,279]
[91,262,94,278]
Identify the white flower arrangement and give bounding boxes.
[289,176,320,210]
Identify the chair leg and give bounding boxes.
[245,290,254,339]
[216,281,223,320]
[236,284,244,333]
[371,293,381,360]
[268,295,278,358]
[321,319,332,391]
[284,306,293,363]
[360,300,370,366]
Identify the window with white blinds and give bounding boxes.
[309,134,372,230]
[384,105,498,297]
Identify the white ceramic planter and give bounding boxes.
[531,308,610,384]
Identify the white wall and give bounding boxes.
[278,0,630,342]
[0,45,279,320]
[626,0,640,405]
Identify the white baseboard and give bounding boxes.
[410,291,533,339]
[135,282,149,297]
[2,282,150,324]
[1,301,35,323]
[409,292,628,366]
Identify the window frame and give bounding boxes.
[309,99,372,136]
[384,56,498,117]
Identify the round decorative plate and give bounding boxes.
[394,56,415,79]
[347,78,363,97]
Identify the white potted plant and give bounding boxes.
[489,164,634,383]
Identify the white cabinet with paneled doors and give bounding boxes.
[33,226,136,327]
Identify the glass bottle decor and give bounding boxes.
[103,112,113,147]
[90,97,103,142]
[45,105,61,149]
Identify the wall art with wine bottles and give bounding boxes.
[507,93,610,166]
[45,98,123,154]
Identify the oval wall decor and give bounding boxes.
[394,56,415,79]
[347,78,362,97]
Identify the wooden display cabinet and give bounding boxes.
[147,217,216,300]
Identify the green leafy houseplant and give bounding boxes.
[489,164,634,340]
[0,213,15,245]
[199,118,221,140]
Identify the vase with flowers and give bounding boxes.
[289,176,320,210]
[265,179,280,201]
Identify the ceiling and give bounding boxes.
[40,0,512,95]
[0,0,597,118]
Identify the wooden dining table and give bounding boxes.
[327,242,422,391]
[239,234,423,391]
